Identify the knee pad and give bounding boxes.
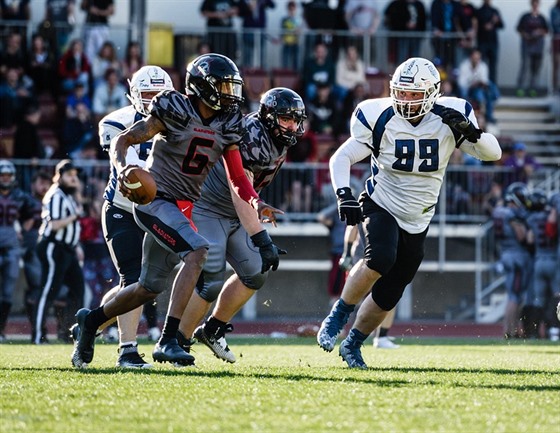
[196,271,225,303]
[364,251,396,276]
[139,266,169,294]
[371,268,418,311]
[239,272,268,291]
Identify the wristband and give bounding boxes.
[251,230,272,247]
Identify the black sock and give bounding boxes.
[379,327,389,338]
[205,316,227,335]
[161,316,181,341]
[86,307,109,330]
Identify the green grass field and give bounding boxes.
[1,337,559,433]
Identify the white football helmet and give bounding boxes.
[0,159,16,189]
[127,66,174,115]
[390,57,441,120]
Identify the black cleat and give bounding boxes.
[152,338,195,366]
[70,308,97,368]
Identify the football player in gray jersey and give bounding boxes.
[316,57,502,368]
[525,189,559,339]
[76,65,175,368]
[71,53,281,368]
[493,183,532,338]
[176,87,306,363]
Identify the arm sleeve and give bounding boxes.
[223,147,261,209]
[329,136,372,192]
[460,132,502,162]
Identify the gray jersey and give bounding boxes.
[195,112,287,218]
[492,205,528,254]
[527,210,557,258]
[147,90,245,202]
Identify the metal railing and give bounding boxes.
[11,159,559,221]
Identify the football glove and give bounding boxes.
[440,107,482,143]
[251,230,287,274]
[338,253,353,272]
[336,187,362,226]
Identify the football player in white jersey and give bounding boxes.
[316,57,502,368]
[77,65,174,368]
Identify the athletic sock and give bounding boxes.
[346,328,368,346]
[86,307,109,330]
[160,316,181,342]
[379,327,389,338]
[204,316,227,336]
[333,298,355,316]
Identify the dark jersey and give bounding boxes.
[0,188,35,248]
[492,205,528,253]
[527,210,557,258]
[196,112,287,218]
[147,90,245,202]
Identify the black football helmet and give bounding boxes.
[258,87,307,147]
[504,182,529,208]
[0,159,16,190]
[526,189,548,212]
[186,53,244,112]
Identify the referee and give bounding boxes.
[33,160,85,344]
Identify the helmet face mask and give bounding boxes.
[127,66,174,115]
[0,160,16,190]
[186,54,244,112]
[390,57,441,120]
[258,87,306,146]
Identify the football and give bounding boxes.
[122,167,157,205]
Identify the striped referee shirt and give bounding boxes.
[38,186,81,247]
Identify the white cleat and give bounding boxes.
[373,336,400,349]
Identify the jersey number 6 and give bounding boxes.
[182,137,214,175]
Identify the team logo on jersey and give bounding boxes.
[113,213,124,219]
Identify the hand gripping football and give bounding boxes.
[122,167,157,205]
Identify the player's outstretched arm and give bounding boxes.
[460,131,502,162]
[223,146,284,225]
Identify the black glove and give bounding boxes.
[251,230,287,274]
[336,187,362,226]
[440,107,482,143]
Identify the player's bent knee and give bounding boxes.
[197,279,223,303]
[139,271,169,294]
[241,272,267,290]
[364,255,394,276]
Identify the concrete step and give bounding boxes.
[496,95,557,110]
[497,122,559,132]
[494,111,556,122]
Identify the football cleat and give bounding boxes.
[116,344,153,369]
[152,338,195,366]
[339,338,368,369]
[373,336,400,349]
[317,308,351,352]
[71,308,97,369]
[194,323,236,363]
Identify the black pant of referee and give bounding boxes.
[33,239,85,344]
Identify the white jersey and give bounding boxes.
[99,105,151,213]
[350,96,482,233]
